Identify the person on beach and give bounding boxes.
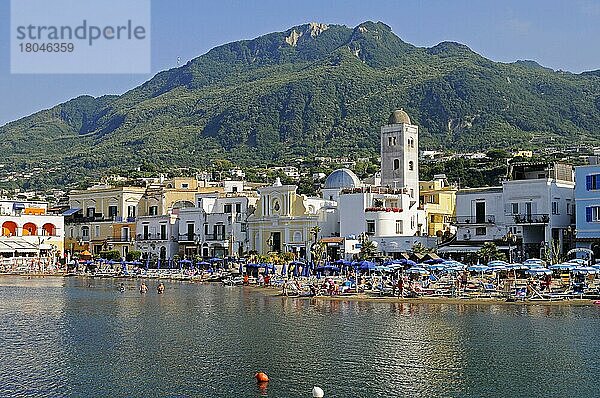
[157,282,165,294]
[397,277,404,298]
[140,282,148,294]
[263,274,270,286]
[243,274,249,285]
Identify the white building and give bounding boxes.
[135,214,179,260]
[0,200,64,259]
[443,163,575,261]
[177,192,258,258]
[380,109,419,200]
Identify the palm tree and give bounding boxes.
[360,240,377,260]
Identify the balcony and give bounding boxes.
[205,233,226,241]
[511,213,550,224]
[365,207,403,213]
[105,235,134,243]
[452,215,496,225]
[178,233,196,242]
[136,233,168,241]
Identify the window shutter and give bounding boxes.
[595,175,600,190]
[586,175,592,190]
[586,207,593,222]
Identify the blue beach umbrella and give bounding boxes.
[526,268,552,276]
[405,266,430,275]
[467,265,490,273]
[549,263,575,271]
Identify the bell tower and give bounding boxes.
[380,109,419,199]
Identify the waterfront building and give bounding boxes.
[574,164,600,257]
[66,185,146,258]
[177,190,258,258]
[135,213,179,260]
[419,174,457,239]
[247,178,337,260]
[442,162,575,261]
[0,199,64,259]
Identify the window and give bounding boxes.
[108,205,118,218]
[143,225,149,239]
[187,223,195,240]
[94,225,100,237]
[236,203,241,213]
[224,204,232,213]
[408,161,414,171]
[393,137,397,145]
[214,224,225,240]
[475,227,486,235]
[393,159,400,170]
[430,214,435,223]
[552,201,559,215]
[69,228,74,238]
[411,216,416,230]
[232,186,238,193]
[127,205,136,218]
[586,206,600,222]
[241,223,247,233]
[160,224,167,240]
[388,137,393,146]
[86,207,95,218]
[586,174,600,190]
[396,220,403,234]
[149,206,158,216]
[81,226,89,238]
[408,137,414,148]
[181,183,189,189]
[273,201,280,212]
[204,224,210,235]
[511,203,519,215]
[566,200,572,215]
[366,220,375,235]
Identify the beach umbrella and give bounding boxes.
[487,260,509,267]
[424,258,445,265]
[467,265,490,273]
[506,263,529,271]
[549,263,575,271]
[526,268,552,276]
[405,266,430,275]
[571,267,598,275]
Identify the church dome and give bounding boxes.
[324,168,361,189]
[388,109,411,125]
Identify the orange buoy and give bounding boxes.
[255,372,269,383]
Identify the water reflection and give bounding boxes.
[0,277,599,397]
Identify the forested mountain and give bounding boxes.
[2,21,600,187]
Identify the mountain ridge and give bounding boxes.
[1,20,600,189]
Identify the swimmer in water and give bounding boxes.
[139,282,148,294]
[119,283,125,292]
[157,282,165,294]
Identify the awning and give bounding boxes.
[437,245,483,253]
[0,239,38,253]
[62,208,82,216]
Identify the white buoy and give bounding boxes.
[312,386,324,397]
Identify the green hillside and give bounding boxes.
[2,21,600,188]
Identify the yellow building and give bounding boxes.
[247,178,336,259]
[66,177,220,258]
[419,174,457,239]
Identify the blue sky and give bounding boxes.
[1,0,599,126]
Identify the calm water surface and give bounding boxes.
[0,276,599,397]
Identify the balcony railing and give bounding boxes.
[178,233,196,242]
[205,234,226,241]
[512,213,550,224]
[105,235,133,242]
[136,233,168,241]
[452,215,496,224]
[365,207,403,213]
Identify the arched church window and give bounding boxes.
[393,159,400,170]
